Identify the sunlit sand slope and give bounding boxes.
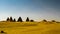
[0,22,60,34]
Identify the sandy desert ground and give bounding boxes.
[0,21,60,34]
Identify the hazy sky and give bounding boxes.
[0,0,60,21]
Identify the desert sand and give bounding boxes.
[0,21,60,34]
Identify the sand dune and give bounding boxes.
[0,22,60,34]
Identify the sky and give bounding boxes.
[0,0,60,21]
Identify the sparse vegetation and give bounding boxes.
[6,17,60,24]
[0,16,60,34]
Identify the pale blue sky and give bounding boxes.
[0,0,60,21]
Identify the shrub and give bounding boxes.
[17,17,23,22]
[52,20,56,22]
[1,31,4,33]
[10,17,13,22]
[26,17,29,22]
[56,22,60,23]
[13,18,16,22]
[6,17,9,21]
[43,19,47,22]
[30,20,34,22]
